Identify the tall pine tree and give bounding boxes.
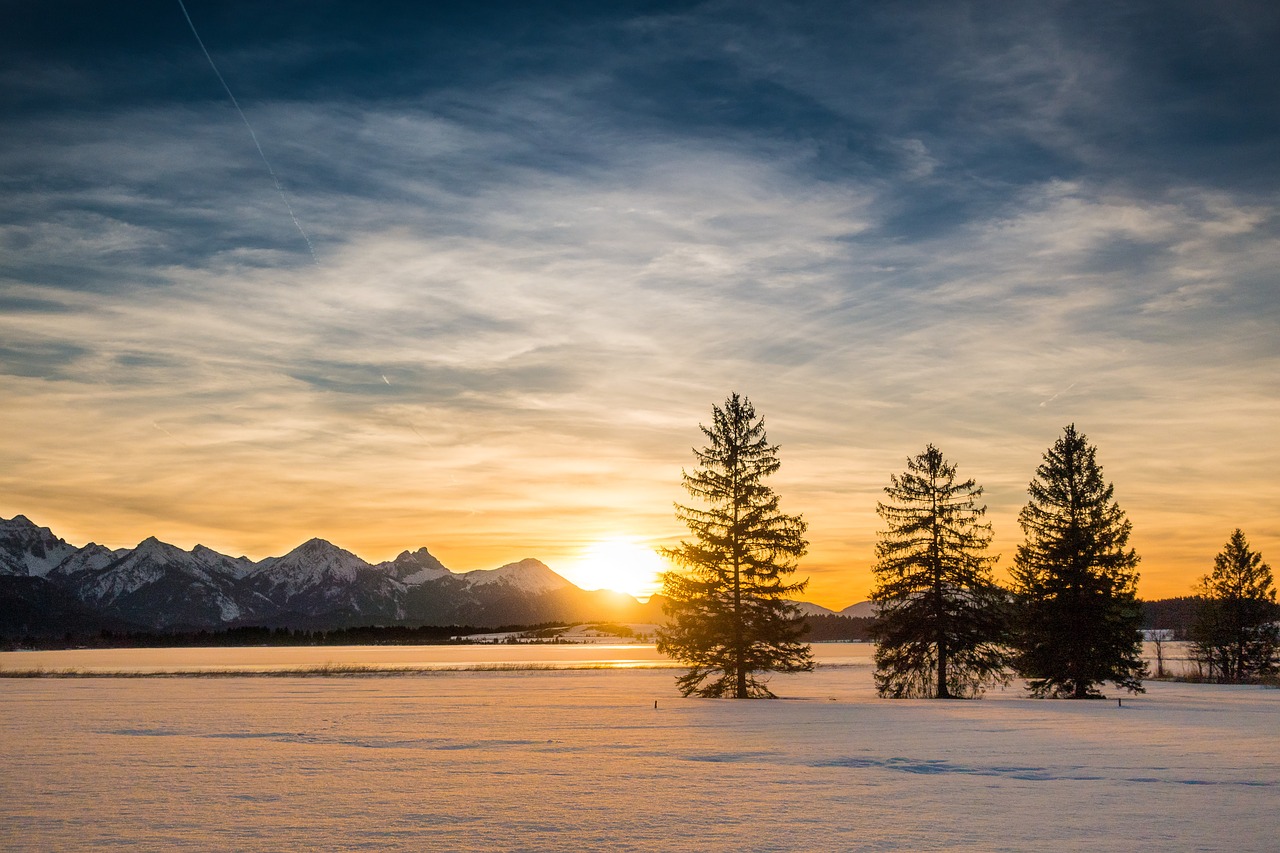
[870,444,1009,698]
[657,393,813,698]
[1011,424,1146,698]
[1189,530,1278,682]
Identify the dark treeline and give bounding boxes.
[1141,597,1206,638]
[804,615,875,642]
[2,623,560,651]
[1137,597,1280,640]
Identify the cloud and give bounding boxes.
[1,0,1277,600]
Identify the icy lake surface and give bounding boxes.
[2,647,1277,851]
[0,641,693,673]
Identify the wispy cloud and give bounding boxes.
[1,1,1277,602]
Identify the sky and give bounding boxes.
[2,0,1278,606]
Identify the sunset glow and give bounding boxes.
[558,538,669,601]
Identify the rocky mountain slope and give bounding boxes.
[0,515,81,577]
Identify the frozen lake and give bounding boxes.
[2,647,1276,851]
[0,641,692,674]
[0,639,1199,675]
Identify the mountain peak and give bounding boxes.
[47,542,119,579]
[1,514,80,577]
[462,558,571,594]
[381,547,451,584]
[396,546,438,562]
[252,538,371,587]
[297,538,346,555]
[191,544,256,578]
[1,514,50,539]
[125,536,193,565]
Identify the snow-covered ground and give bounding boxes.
[1,655,1276,851]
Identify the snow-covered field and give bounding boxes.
[2,653,1276,851]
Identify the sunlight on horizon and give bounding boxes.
[558,537,669,601]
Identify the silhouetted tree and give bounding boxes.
[657,393,813,698]
[1011,425,1146,698]
[1189,530,1278,683]
[870,444,1009,698]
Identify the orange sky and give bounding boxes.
[5,375,1275,608]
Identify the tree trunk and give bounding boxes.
[937,640,949,699]
[733,463,747,699]
[733,545,746,699]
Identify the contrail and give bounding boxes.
[1039,382,1077,408]
[176,0,317,263]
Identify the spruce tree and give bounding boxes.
[1189,530,1278,682]
[870,444,1009,698]
[1011,424,1146,698]
[657,393,813,698]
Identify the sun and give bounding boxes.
[560,537,668,600]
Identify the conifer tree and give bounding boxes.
[657,393,813,698]
[870,444,1009,698]
[1189,530,1278,682]
[1011,425,1146,698]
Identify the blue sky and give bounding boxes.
[2,0,1278,603]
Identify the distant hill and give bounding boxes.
[787,600,837,616]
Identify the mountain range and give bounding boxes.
[0,514,872,639]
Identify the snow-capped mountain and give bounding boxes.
[192,544,256,579]
[246,538,414,624]
[0,515,80,577]
[251,538,374,597]
[46,543,119,579]
[69,536,183,603]
[459,558,572,595]
[62,535,270,628]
